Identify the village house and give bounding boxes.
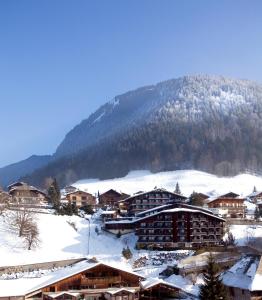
[247,191,262,204]
[64,185,78,194]
[222,255,262,300]
[206,195,246,218]
[66,190,96,208]
[118,188,187,216]
[99,189,129,208]
[8,182,48,206]
[0,260,181,300]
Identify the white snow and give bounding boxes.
[229,225,262,246]
[73,170,262,198]
[0,212,136,267]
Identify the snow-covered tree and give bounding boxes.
[199,254,228,300]
[175,182,181,194]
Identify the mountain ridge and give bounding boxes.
[0,74,258,187]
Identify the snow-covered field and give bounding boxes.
[73,169,262,197]
[0,212,136,267]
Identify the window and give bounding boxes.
[72,196,77,201]
[82,196,87,200]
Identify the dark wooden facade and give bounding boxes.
[119,189,187,216]
[136,208,225,249]
[99,189,129,207]
[207,197,246,218]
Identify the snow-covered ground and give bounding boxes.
[0,208,261,297]
[230,224,262,246]
[73,169,262,197]
[0,211,136,267]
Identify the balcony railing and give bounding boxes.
[81,275,122,286]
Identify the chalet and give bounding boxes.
[207,196,246,218]
[66,190,96,208]
[99,189,129,207]
[222,255,262,300]
[0,260,181,300]
[64,186,78,194]
[100,210,117,222]
[219,192,240,198]
[135,207,225,249]
[118,188,187,216]
[8,182,48,206]
[247,191,262,204]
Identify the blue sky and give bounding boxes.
[0,0,262,167]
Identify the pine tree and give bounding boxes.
[48,178,61,210]
[199,254,228,300]
[189,191,204,206]
[254,206,260,221]
[253,186,257,193]
[175,182,181,194]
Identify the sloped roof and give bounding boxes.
[119,188,187,203]
[141,277,180,290]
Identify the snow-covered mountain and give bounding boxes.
[0,155,51,187]
[55,75,262,158]
[22,75,262,187]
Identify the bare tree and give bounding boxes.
[7,207,34,237]
[24,221,40,250]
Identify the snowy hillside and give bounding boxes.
[0,212,136,267]
[73,169,262,198]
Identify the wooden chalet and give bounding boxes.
[247,191,262,204]
[0,260,181,300]
[64,186,78,194]
[8,182,48,206]
[66,190,96,208]
[207,196,246,218]
[118,188,187,216]
[140,278,180,299]
[99,189,129,207]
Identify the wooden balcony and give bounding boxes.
[81,275,122,287]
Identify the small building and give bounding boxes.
[0,260,183,300]
[222,255,262,300]
[100,210,117,222]
[99,189,129,207]
[66,190,96,208]
[64,185,78,194]
[119,188,187,216]
[207,196,246,218]
[247,191,262,204]
[8,182,48,206]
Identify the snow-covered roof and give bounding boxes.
[100,210,116,215]
[250,256,262,291]
[47,292,81,298]
[247,191,262,198]
[105,288,137,295]
[119,188,187,203]
[164,208,224,222]
[0,260,144,297]
[141,277,180,290]
[222,256,261,291]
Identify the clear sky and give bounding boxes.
[0,0,262,167]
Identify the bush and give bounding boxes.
[122,246,133,260]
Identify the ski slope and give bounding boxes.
[73,169,262,197]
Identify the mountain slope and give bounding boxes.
[0,155,51,187]
[23,75,262,187]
